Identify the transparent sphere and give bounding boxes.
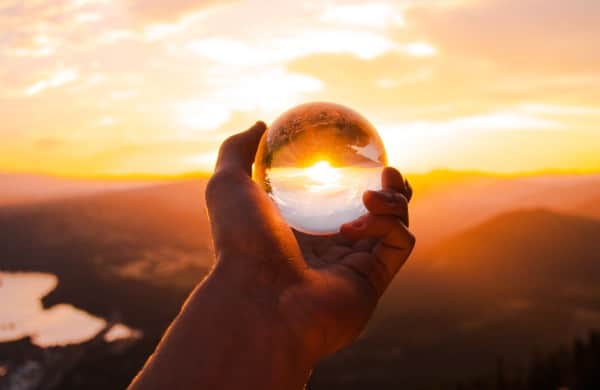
[254,102,387,235]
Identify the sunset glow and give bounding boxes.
[304,161,342,192]
[1,0,599,176]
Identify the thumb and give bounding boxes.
[214,121,266,176]
[205,122,299,262]
[206,121,266,221]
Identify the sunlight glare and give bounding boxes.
[304,160,342,191]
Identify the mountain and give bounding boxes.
[0,179,213,389]
[311,209,600,389]
[408,173,600,250]
[571,196,600,220]
[0,173,157,207]
[428,209,600,290]
[2,172,600,389]
[0,179,213,289]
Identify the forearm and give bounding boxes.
[128,264,313,390]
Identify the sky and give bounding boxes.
[1,0,599,176]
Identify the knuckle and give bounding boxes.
[393,192,409,206]
[406,230,417,246]
[405,180,413,200]
[205,172,225,202]
[205,170,242,203]
[218,134,239,157]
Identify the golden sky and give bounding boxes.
[1,0,599,176]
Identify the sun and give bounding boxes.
[304,160,342,186]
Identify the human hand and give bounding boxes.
[206,121,415,363]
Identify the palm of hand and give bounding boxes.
[285,231,386,355]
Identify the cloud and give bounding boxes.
[25,69,79,96]
[10,35,56,57]
[174,67,323,134]
[381,110,562,140]
[0,0,220,59]
[97,116,117,127]
[407,0,600,73]
[187,151,218,169]
[187,29,404,65]
[287,52,490,119]
[378,109,565,172]
[519,104,600,116]
[124,0,229,24]
[401,42,437,57]
[2,0,599,175]
[432,111,563,132]
[176,101,232,131]
[319,2,406,28]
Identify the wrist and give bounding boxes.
[189,262,316,388]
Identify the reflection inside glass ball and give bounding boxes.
[254,102,387,235]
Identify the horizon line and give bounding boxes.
[2,168,600,182]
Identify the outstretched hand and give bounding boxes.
[130,121,415,390]
[206,121,415,360]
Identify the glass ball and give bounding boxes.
[254,102,387,235]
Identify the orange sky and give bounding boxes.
[1,0,599,176]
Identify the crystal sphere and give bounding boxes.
[253,102,387,235]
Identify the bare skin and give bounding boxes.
[129,121,415,389]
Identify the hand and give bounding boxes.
[206,121,416,362]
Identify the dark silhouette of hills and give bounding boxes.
[0,173,156,207]
[0,179,214,325]
[0,179,213,389]
[409,173,600,250]
[571,196,600,220]
[310,209,600,389]
[429,331,600,390]
[428,209,600,294]
[1,172,599,389]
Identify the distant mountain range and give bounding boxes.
[0,173,158,207]
[313,208,600,389]
[0,171,599,389]
[430,209,600,286]
[408,172,600,250]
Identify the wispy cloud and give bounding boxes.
[25,69,79,96]
[320,2,406,28]
[1,0,599,175]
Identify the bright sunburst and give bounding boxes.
[304,161,342,188]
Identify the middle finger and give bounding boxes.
[362,190,409,226]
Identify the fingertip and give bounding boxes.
[252,120,267,131]
[246,121,267,138]
[382,166,403,182]
[382,166,401,175]
[362,190,378,204]
[405,179,413,201]
[382,166,407,193]
[215,121,267,175]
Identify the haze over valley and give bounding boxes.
[1,171,599,389]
